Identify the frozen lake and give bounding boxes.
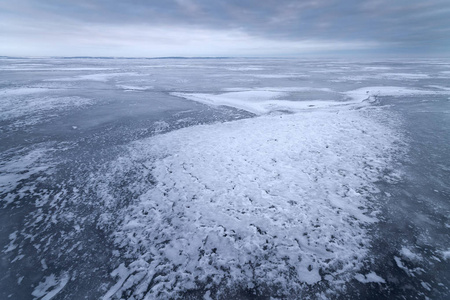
[1,57,449,299]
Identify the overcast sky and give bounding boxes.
[1,0,449,57]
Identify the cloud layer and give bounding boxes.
[1,0,449,57]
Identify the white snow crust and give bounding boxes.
[100,107,403,298]
[173,86,450,116]
[173,90,347,115]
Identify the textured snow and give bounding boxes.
[100,106,403,298]
[0,146,55,205]
[0,93,93,130]
[0,95,93,122]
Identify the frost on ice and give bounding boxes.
[99,106,404,298]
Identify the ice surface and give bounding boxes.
[2,57,449,299]
[100,106,404,298]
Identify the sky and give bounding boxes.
[0,0,449,57]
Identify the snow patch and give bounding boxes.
[32,273,70,300]
[100,107,404,298]
[400,247,422,262]
[354,272,386,284]
[0,146,55,205]
[441,249,450,260]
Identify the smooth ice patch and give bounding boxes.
[99,107,404,298]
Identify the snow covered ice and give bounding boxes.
[1,58,450,299]
[98,107,403,298]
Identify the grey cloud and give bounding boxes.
[1,0,449,56]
